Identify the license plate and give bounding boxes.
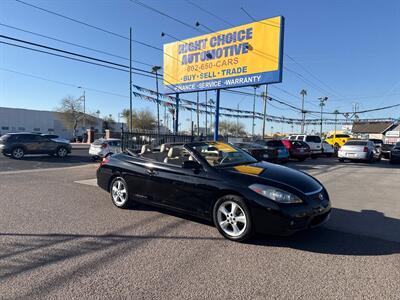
[299,149,304,153]
[347,153,356,157]
[263,154,269,158]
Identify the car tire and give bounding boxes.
[57,147,68,158]
[326,153,333,158]
[110,177,132,209]
[311,154,318,160]
[297,157,306,162]
[213,195,253,242]
[338,158,345,162]
[11,147,25,159]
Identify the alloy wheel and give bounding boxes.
[58,147,67,157]
[111,179,128,206]
[217,201,247,237]
[12,148,24,159]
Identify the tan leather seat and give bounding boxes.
[160,144,169,153]
[164,147,181,164]
[140,144,152,155]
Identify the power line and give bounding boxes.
[0,40,157,79]
[285,54,343,98]
[0,67,129,99]
[129,0,204,33]
[185,0,234,27]
[0,34,156,76]
[0,23,153,67]
[14,0,163,52]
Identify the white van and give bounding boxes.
[288,135,322,158]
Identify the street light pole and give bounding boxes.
[318,96,328,137]
[129,27,133,132]
[300,89,307,134]
[152,66,161,136]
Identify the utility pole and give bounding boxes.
[129,27,133,132]
[318,96,328,137]
[209,98,215,135]
[261,84,268,139]
[300,89,307,134]
[252,85,259,139]
[333,110,339,140]
[152,66,161,136]
[196,92,200,136]
[205,91,208,137]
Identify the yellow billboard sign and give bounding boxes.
[163,16,284,94]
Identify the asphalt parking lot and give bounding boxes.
[0,157,399,299]
[0,144,94,172]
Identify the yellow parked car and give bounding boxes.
[325,134,351,149]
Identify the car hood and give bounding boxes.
[225,161,322,194]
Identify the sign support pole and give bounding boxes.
[262,84,268,139]
[213,89,220,141]
[174,93,179,134]
[129,27,133,132]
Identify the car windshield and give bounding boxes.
[305,136,321,143]
[188,142,257,167]
[345,141,367,146]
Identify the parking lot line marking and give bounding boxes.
[74,178,97,186]
[0,164,95,175]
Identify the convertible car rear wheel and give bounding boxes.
[213,195,252,242]
[110,177,131,209]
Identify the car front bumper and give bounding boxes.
[250,192,331,235]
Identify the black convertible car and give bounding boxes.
[97,142,331,242]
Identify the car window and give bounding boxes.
[266,140,284,147]
[297,136,304,141]
[189,142,257,167]
[289,136,297,140]
[254,140,266,146]
[305,136,321,143]
[345,141,367,146]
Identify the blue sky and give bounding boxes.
[1,0,399,134]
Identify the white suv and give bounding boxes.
[89,138,122,160]
[288,135,322,158]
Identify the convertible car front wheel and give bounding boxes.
[110,177,132,209]
[213,195,253,242]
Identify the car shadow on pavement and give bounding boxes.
[252,208,400,256]
[20,155,93,163]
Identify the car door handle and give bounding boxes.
[146,169,158,176]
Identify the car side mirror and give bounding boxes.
[182,160,201,171]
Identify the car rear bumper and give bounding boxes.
[338,152,368,160]
[89,148,105,157]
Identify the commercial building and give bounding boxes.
[0,106,103,139]
[351,121,398,140]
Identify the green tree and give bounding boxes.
[122,108,156,130]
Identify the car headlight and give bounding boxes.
[249,184,302,204]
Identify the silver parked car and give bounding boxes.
[338,140,380,163]
[89,138,122,160]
